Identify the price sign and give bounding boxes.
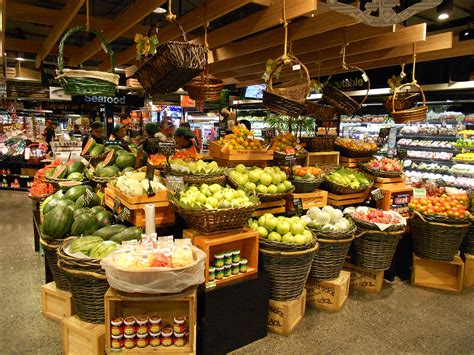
[371,188,385,201]
[387,127,397,157]
[166,175,185,194]
[261,128,276,139]
[135,149,143,169]
[83,189,95,206]
[157,142,176,156]
[413,188,426,199]
[145,163,156,196]
[113,197,121,214]
[293,198,303,216]
[119,206,131,222]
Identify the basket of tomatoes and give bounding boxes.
[290,166,325,193]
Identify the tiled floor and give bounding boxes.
[1,191,474,354]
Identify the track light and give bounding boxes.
[437,0,453,21]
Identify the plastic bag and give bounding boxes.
[100,246,206,294]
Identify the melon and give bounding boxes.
[67,161,85,175]
[52,164,68,179]
[82,138,96,155]
[115,153,136,169]
[89,144,105,157]
[103,150,116,167]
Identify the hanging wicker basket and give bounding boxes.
[134,21,206,94]
[322,66,370,115]
[57,27,119,97]
[391,82,427,124]
[300,136,336,152]
[384,92,419,112]
[304,100,337,121]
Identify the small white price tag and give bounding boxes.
[362,73,369,82]
[292,64,301,71]
[101,43,108,54]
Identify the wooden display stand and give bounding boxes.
[288,190,328,211]
[40,282,74,322]
[62,315,105,355]
[339,156,370,168]
[372,175,406,189]
[306,151,339,166]
[412,254,464,292]
[327,189,370,207]
[189,229,259,287]
[104,186,175,228]
[268,289,306,336]
[214,158,268,168]
[209,141,273,163]
[105,287,197,354]
[305,271,350,312]
[252,199,286,217]
[343,261,384,294]
[376,186,413,216]
[463,254,474,287]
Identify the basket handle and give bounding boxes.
[57,26,116,73]
[148,19,188,43]
[266,54,311,94]
[392,82,426,114]
[324,65,371,107]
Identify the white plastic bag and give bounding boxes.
[101,246,206,294]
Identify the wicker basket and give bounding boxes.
[260,243,319,301]
[290,177,324,193]
[271,152,307,167]
[57,237,109,324]
[40,237,71,291]
[322,66,370,115]
[300,136,336,152]
[334,143,379,158]
[134,21,205,94]
[391,82,427,124]
[167,170,226,186]
[351,214,406,233]
[262,91,306,118]
[351,228,404,271]
[358,163,404,178]
[323,178,372,195]
[258,187,294,202]
[184,54,224,102]
[259,234,318,252]
[462,224,474,255]
[169,200,259,235]
[304,100,337,121]
[28,192,54,202]
[384,92,419,112]
[411,211,470,262]
[57,27,119,96]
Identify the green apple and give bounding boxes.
[271,173,281,185]
[207,196,218,208]
[200,183,209,192]
[264,167,274,173]
[236,173,249,186]
[259,173,272,186]
[276,221,291,235]
[197,193,207,205]
[248,169,261,183]
[218,200,231,209]
[235,164,247,174]
[290,221,305,235]
[267,184,278,194]
[258,215,266,226]
[272,166,280,172]
[293,234,306,244]
[257,226,268,238]
[268,231,282,242]
[188,186,199,192]
[290,216,301,223]
[277,216,287,222]
[303,229,313,243]
[279,171,287,183]
[265,216,278,231]
[281,233,294,243]
[250,221,259,230]
[277,183,287,193]
[213,190,224,200]
[209,183,222,194]
[283,180,293,190]
[256,185,268,194]
[237,190,246,198]
[224,191,234,201]
[244,182,256,191]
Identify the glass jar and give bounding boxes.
[215,267,224,280]
[224,252,233,265]
[224,265,232,277]
[213,253,225,267]
[232,250,241,263]
[208,266,216,282]
[231,262,240,275]
[240,259,248,273]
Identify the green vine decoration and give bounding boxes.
[261,58,282,82]
[135,33,159,61]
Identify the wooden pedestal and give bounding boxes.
[289,190,328,211]
[305,271,350,312]
[306,151,340,166]
[343,262,384,294]
[268,289,306,336]
[463,254,474,287]
[339,156,370,168]
[372,175,406,189]
[62,315,105,355]
[412,254,464,292]
[252,199,286,217]
[40,282,74,322]
[327,190,370,207]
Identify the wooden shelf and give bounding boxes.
[327,190,370,207]
[289,190,328,210]
[306,151,339,166]
[215,267,257,286]
[252,199,286,217]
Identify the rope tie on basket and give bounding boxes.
[412,43,417,84]
[281,0,291,65]
[339,28,349,70]
[166,0,177,22]
[85,0,90,30]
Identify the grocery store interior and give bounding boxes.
[1,0,474,354]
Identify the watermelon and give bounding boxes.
[74,207,90,218]
[95,161,105,175]
[43,205,74,239]
[53,190,65,199]
[43,198,75,214]
[94,225,127,240]
[67,161,85,175]
[110,227,143,244]
[98,165,120,177]
[89,144,105,157]
[121,167,135,174]
[82,138,96,155]
[90,206,106,214]
[45,168,55,178]
[95,211,115,227]
[71,214,99,236]
[105,145,124,153]
[67,172,84,181]
[64,185,93,202]
[52,164,68,179]
[115,149,128,156]
[103,150,116,167]
[115,153,136,169]
[75,193,101,208]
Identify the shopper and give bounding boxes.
[239,119,251,131]
[44,120,57,153]
[142,122,159,155]
[110,123,131,151]
[82,121,105,150]
[174,127,198,151]
[180,121,191,129]
[69,124,82,137]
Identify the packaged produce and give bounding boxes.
[114,171,166,197]
[111,325,123,336]
[227,165,293,195]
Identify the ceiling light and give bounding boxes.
[437,0,453,21]
[16,57,25,61]
[114,67,125,72]
[438,13,449,20]
[153,7,166,14]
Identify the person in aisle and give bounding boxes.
[110,123,131,151]
[69,124,82,137]
[180,121,191,129]
[238,119,251,131]
[174,127,198,152]
[141,122,160,155]
[43,120,57,153]
[82,121,105,150]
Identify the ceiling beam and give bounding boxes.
[105,0,257,70]
[0,0,6,60]
[68,0,165,67]
[250,0,275,6]
[6,2,149,40]
[35,0,85,68]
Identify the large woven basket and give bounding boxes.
[258,187,294,203]
[259,234,318,252]
[262,91,306,118]
[57,237,109,324]
[334,143,379,158]
[384,92,419,112]
[301,136,336,152]
[358,163,404,178]
[411,211,470,262]
[323,178,372,195]
[391,82,427,124]
[28,192,54,202]
[462,224,474,255]
[57,27,119,96]
[169,200,259,235]
[304,100,337,121]
[166,170,226,186]
[351,228,404,271]
[271,152,307,167]
[40,236,71,291]
[260,243,319,301]
[184,50,223,102]
[134,21,205,94]
[290,177,324,193]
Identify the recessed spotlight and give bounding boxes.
[438,13,449,20]
[153,7,166,14]
[16,57,25,61]
[436,0,453,21]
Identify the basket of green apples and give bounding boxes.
[167,159,226,186]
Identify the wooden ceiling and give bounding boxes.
[2,0,473,88]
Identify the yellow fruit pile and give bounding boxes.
[335,137,377,152]
[216,126,264,151]
[271,132,306,153]
[454,152,474,162]
[458,130,474,136]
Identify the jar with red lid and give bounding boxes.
[123,337,136,349]
[111,317,123,326]
[136,323,148,335]
[136,316,148,326]
[111,337,124,349]
[136,337,148,348]
[173,316,187,333]
[149,323,162,334]
[123,317,136,326]
[123,325,136,336]
[149,316,161,324]
[111,325,123,336]
[174,331,187,347]
[161,328,173,347]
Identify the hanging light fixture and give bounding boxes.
[437,0,453,20]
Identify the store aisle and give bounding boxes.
[1,191,474,354]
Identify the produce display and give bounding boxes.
[114,171,166,197]
[454,152,474,162]
[292,166,323,179]
[398,138,453,149]
[215,125,265,151]
[305,206,354,232]
[351,208,404,225]
[169,159,221,175]
[271,132,306,154]
[335,137,378,155]
[148,154,167,167]
[405,171,474,190]
[457,129,474,136]
[408,162,450,174]
[364,157,403,174]
[227,165,293,195]
[82,138,106,157]
[409,193,470,219]
[326,167,372,190]
[175,184,257,210]
[400,125,457,136]
[29,180,55,197]
[86,147,137,179]
[407,150,453,161]
[453,138,474,149]
[69,236,117,259]
[248,214,314,244]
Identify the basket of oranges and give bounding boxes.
[290,166,325,193]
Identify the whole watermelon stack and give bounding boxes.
[85,146,143,180]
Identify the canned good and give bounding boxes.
[111,325,123,336]
[224,264,232,277]
[149,323,161,334]
[232,262,240,275]
[215,267,224,280]
[136,337,148,348]
[232,250,240,263]
[123,338,136,349]
[149,336,160,347]
[111,338,124,349]
[209,266,216,282]
[136,324,148,335]
[123,325,136,336]
[174,333,186,347]
[161,328,174,347]
[224,252,233,265]
[213,253,225,267]
[240,259,248,273]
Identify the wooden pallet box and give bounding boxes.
[62,315,105,355]
[288,190,328,211]
[191,229,259,287]
[339,156,370,168]
[412,254,464,292]
[305,271,350,312]
[105,287,197,354]
[327,189,370,207]
[268,289,306,336]
[464,254,474,287]
[306,151,340,166]
[372,175,406,189]
[209,141,273,161]
[343,261,384,294]
[40,282,74,322]
[252,199,286,217]
[377,186,413,213]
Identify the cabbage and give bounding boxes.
[322,223,335,231]
[329,209,344,223]
[314,211,331,225]
[307,207,322,220]
[322,205,334,215]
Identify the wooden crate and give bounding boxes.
[40,282,74,322]
[306,151,340,166]
[105,287,197,354]
[327,190,370,207]
[62,315,105,355]
[107,184,168,205]
[214,158,268,168]
[209,141,273,161]
[252,199,286,217]
[378,186,413,212]
[339,156,370,168]
[463,254,474,287]
[305,271,350,312]
[268,289,306,336]
[412,254,464,292]
[193,229,259,287]
[126,78,143,89]
[289,190,328,211]
[343,261,384,294]
[372,175,406,189]
[104,187,175,228]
